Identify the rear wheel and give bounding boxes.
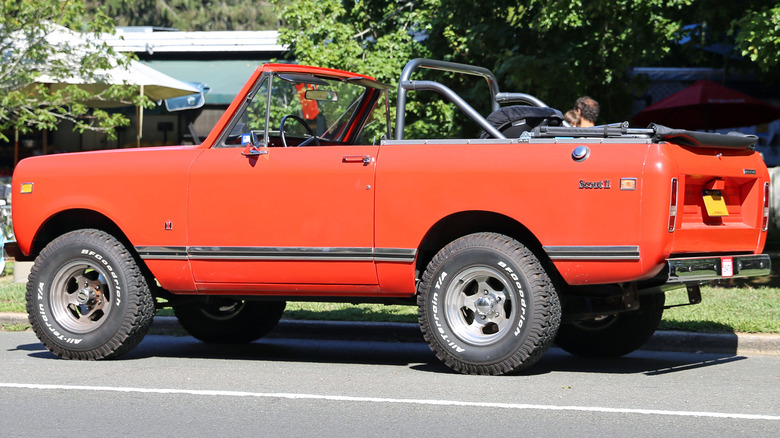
[174,299,286,343]
[555,293,665,357]
[418,232,561,375]
[26,229,154,360]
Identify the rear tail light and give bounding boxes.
[762,182,770,232]
[668,178,679,232]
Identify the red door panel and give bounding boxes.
[187,145,379,288]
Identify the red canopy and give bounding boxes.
[633,79,780,130]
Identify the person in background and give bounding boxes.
[564,109,580,127]
[575,96,599,127]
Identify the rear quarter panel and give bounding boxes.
[375,141,655,287]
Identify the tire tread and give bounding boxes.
[417,232,561,375]
[25,229,154,360]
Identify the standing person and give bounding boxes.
[575,96,599,127]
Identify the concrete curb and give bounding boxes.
[2,312,778,357]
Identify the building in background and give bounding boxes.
[12,27,287,163]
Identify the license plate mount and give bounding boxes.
[702,189,729,217]
[721,257,734,277]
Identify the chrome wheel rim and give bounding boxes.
[571,315,618,331]
[198,300,246,321]
[443,266,517,346]
[49,261,113,334]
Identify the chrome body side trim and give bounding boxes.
[374,248,417,262]
[188,247,374,261]
[136,246,417,263]
[544,246,641,261]
[135,246,188,260]
[667,254,771,282]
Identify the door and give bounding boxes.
[187,144,379,289]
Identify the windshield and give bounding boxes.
[223,72,388,147]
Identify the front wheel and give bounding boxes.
[173,299,286,343]
[26,229,155,360]
[554,293,665,357]
[418,233,561,375]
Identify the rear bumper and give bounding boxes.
[667,254,771,282]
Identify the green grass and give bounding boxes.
[659,286,780,333]
[284,285,780,334]
[1,323,30,331]
[283,302,418,323]
[2,275,778,334]
[0,276,25,313]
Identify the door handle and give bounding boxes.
[242,144,268,157]
[342,155,374,166]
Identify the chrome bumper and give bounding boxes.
[667,254,771,282]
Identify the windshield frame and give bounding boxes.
[216,69,389,148]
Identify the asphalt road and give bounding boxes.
[1,330,778,437]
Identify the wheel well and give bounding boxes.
[28,209,169,298]
[30,209,130,257]
[415,211,548,279]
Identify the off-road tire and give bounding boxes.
[26,229,154,360]
[174,299,286,343]
[418,232,561,375]
[554,293,665,357]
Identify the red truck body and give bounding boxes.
[11,59,771,375]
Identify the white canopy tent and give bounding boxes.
[34,59,200,147]
[17,23,200,148]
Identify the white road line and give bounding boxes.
[2,382,779,421]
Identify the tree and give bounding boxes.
[733,4,780,74]
[274,0,780,136]
[410,0,705,122]
[0,0,148,143]
[273,0,473,138]
[90,0,279,31]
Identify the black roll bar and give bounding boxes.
[399,80,506,140]
[395,59,503,140]
[495,92,548,107]
[394,59,552,140]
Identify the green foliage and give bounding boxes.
[273,0,460,139]
[733,5,780,73]
[275,0,780,134]
[418,0,702,123]
[89,0,279,31]
[0,0,146,141]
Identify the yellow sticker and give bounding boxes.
[20,183,33,194]
[702,190,729,217]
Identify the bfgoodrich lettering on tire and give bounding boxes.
[25,229,154,360]
[418,232,561,375]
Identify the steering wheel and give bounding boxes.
[280,114,321,147]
